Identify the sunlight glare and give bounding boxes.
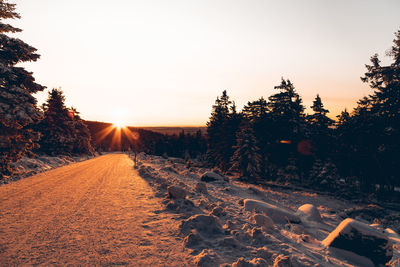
[113,120,126,129]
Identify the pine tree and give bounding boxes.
[230,124,262,181]
[277,157,300,183]
[267,79,305,168]
[0,0,45,177]
[307,94,334,158]
[70,107,93,154]
[348,29,400,192]
[37,88,93,155]
[308,94,334,129]
[268,78,305,139]
[308,159,339,189]
[241,97,272,178]
[206,90,240,171]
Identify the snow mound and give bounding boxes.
[180,214,223,237]
[167,185,187,199]
[322,218,393,265]
[295,204,322,223]
[244,199,300,224]
[195,182,208,194]
[194,249,223,267]
[253,214,275,231]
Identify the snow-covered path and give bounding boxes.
[0,154,191,266]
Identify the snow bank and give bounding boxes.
[134,154,400,266]
[2,154,93,185]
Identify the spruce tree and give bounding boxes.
[206,90,240,171]
[350,29,400,192]
[0,0,45,177]
[230,124,262,181]
[70,107,93,154]
[268,78,305,140]
[267,79,305,168]
[37,88,93,155]
[308,94,334,129]
[241,97,272,178]
[307,94,334,158]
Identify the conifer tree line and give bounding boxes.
[206,30,400,196]
[0,1,92,178]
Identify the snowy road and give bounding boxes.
[0,154,191,266]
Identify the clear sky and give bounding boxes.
[11,0,400,126]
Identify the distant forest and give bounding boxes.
[1,0,399,200]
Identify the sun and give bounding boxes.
[113,120,126,129]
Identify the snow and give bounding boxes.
[1,154,95,185]
[244,199,300,224]
[296,204,323,223]
[135,153,400,266]
[322,218,393,265]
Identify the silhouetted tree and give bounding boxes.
[0,0,45,177]
[207,90,241,171]
[70,107,93,154]
[267,78,305,168]
[241,97,273,177]
[37,89,93,155]
[307,94,334,158]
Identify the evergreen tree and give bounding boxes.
[268,78,305,138]
[267,78,305,167]
[334,109,354,178]
[308,94,334,129]
[70,107,93,154]
[308,159,339,190]
[307,94,334,158]
[230,124,262,181]
[37,88,93,155]
[206,90,240,171]
[241,97,272,177]
[0,0,45,177]
[349,29,400,192]
[277,157,300,183]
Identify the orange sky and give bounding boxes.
[12,0,400,126]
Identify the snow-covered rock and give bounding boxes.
[295,204,322,223]
[322,218,393,265]
[253,214,275,231]
[194,249,223,267]
[167,185,187,199]
[200,171,225,182]
[244,199,300,224]
[180,214,223,236]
